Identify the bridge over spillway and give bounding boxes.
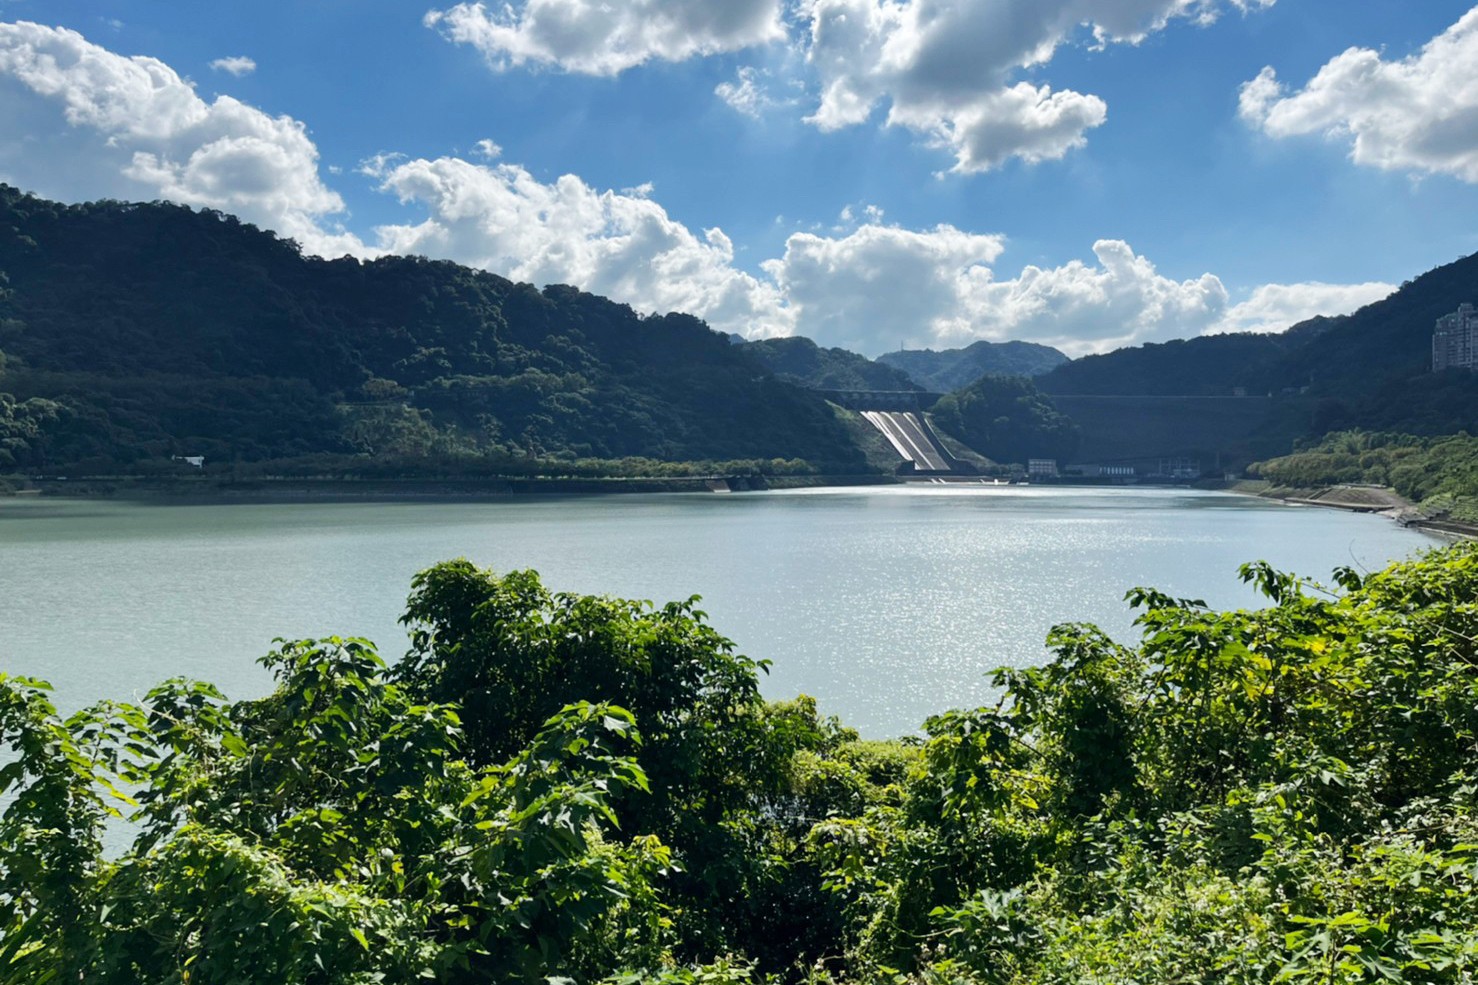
[815,389,946,412]
[814,389,973,476]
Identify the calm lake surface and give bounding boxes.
[0,486,1443,736]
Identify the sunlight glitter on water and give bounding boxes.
[0,486,1443,736]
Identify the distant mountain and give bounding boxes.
[876,340,1069,391]
[737,336,919,391]
[9,183,1476,481]
[1038,253,1478,403]
[1274,254,1478,392]
[0,185,870,473]
[1030,252,1478,470]
[1035,332,1308,397]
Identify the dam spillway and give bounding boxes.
[860,410,963,474]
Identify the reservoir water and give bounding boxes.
[0,486,1443,737]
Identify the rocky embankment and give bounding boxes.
[1244,481,1476,539]
[1279,484,1411,513]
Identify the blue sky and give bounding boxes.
[2,1,1477,356]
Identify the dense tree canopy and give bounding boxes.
[0,185,870,475]
[392,560,863,965]
[736,337,920,392]
[1253,428,1478,522]
[930,375,1080,465]
[1036,331,1305,398]
[6,543,1478,983]
[1035,250,1478,405]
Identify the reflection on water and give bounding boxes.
[0,486,1442,736]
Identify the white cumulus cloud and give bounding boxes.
[366,154,793,337]
[765,230,1235,356]
[800,0,1270,172]
[359,152,1363,358]
[716,66,781,118]
[424,0,1274,171]
[360,154,1241,355]
[424,0,786,75]
[1212,281,1395,335]
[1240,8,1478,183]
[0,21,363,256]
[209,55,256,77]
[763,223,1005,353]
[948,239,1231,356]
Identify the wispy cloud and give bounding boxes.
[209,55,256,77]
[425,0,785,75]
[715,66,791,118]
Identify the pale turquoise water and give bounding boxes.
[0,486,1443,736]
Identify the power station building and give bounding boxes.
[1433,303,1478,371]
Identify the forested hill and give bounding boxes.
[1034,330,1312,397]
[1277,251,1478,391]
[877,339,1068,391]
[0,186,868,473]
[1039,250,1478,401]
[1031,251,1478,450]
[736,336,919,391]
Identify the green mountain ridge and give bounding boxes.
[735,336,919,391]
[1038,252,1478,405]
[1031,253,1478,468]
[0,185,870,474]
[876,339,1069,390]
[6,182,1478,480]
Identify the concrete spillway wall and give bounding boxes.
[859,410,973,475]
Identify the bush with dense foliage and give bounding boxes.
[1253,429,1478,520]
[5,544,1478,983]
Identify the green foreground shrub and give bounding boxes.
[4,545,1478,983]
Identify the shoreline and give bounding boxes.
[1226,479,1478,540]
[0,472,902,503]
[8,471,1474,540]
[3,472,1255,503]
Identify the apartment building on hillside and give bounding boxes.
[1433,303,1478,371]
